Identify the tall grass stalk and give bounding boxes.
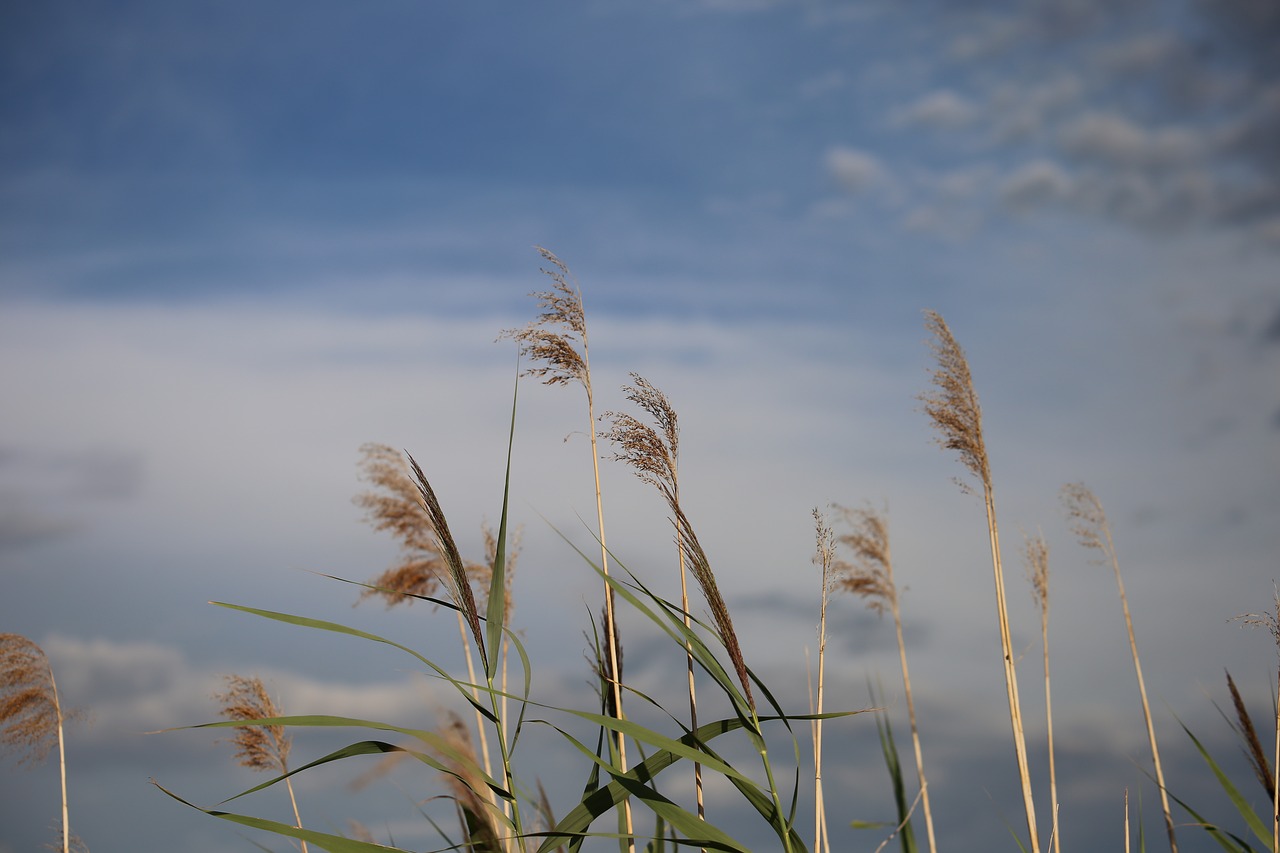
[1061,482,1176,853]
[601,374,705,830]
[810,510,836,853]
[834,503,937,853]
[1,633,72,853]
[1235,591,1280,852]
[215,675,308,853]
[504,248,633,849]
[920,309,1038,852]
[1024,531,1061,853]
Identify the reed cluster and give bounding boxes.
[135,251,1279,853]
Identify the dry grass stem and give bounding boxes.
[811,510,836,853]
[1023,531,1061,853]
[1,633,72,853]
[1062,482,1177,853]
[215,675,307,853]
[504,248,632,847]
[921,310,1037,852]
[833,504,938,853]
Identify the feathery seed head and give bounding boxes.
[601,373,680,508]
[214,675,291,774]
[831,503,896,616]
[1060,482,1112,564]
[1023,531,1051,612]
[0,633,62,768]
[500,247,589,389]
[920,309,990,490]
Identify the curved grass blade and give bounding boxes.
[210,602,497,722]
[485,368,519,680]
[153,780,408,852]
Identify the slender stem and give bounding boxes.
[674,494,705,835]
[283,774,309,853]
[984,485,1039,853]
[815,589,828,853]
[456,610,502,818]
[49,668,69,853]
[1041,597,1060,853]
[891,594,936,853]
[1105,531,1177,853]
[581,343,634,851]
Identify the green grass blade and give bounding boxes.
[153,780,409,852]
[485,369,519,681]
[1178,716,1272,848]
[210,602,497,721]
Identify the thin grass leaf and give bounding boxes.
[484,370,519,680]
[1177,717,1272,848]
[153,781,409,852]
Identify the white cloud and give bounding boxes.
[1000,159,1072,209]
[891,90,976,130]
[1059,112,1204,170]
[824,145,885,195]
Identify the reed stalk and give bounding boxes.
[1062,482,1176,853]
[504,248,633,849]
[601,373,705,833]
[834,503,937,853]
[921,309,1037,852]
[1,633,72,853]
[810,510,836,853]
[1024,531,1061,853]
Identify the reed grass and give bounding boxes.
[215,674,308,853]
[1,633,74,853]
[1061,482,1177,853]
[145,251,1280,853]
[1023,531,1060,853]
[920,309,1039,852]
[833,502,937,853]
[503,247,636,851]
[601,374,705,829]
[810,509,836,853]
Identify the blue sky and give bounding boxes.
[2,1,1279,851]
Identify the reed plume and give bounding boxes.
[833,503,938,853]
[1234,589,1280,853]
[215,674,307,853]
[601,373,705,820]
[503,247,633,846]
[1061,482,1176,853]
[1023,531,1060,853]
[1,633,73,853]
[920,309,1038,852]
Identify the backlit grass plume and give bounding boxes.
[1,633,74,853]
[215,674,307,853]
[810,510,836,853]
[503,248,633,845]
[1023,531,1060,853]
[833,504,937,853]
[1062,482,1176,853]
[920,310,1038,852]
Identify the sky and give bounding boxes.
[1,0,1279,851]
